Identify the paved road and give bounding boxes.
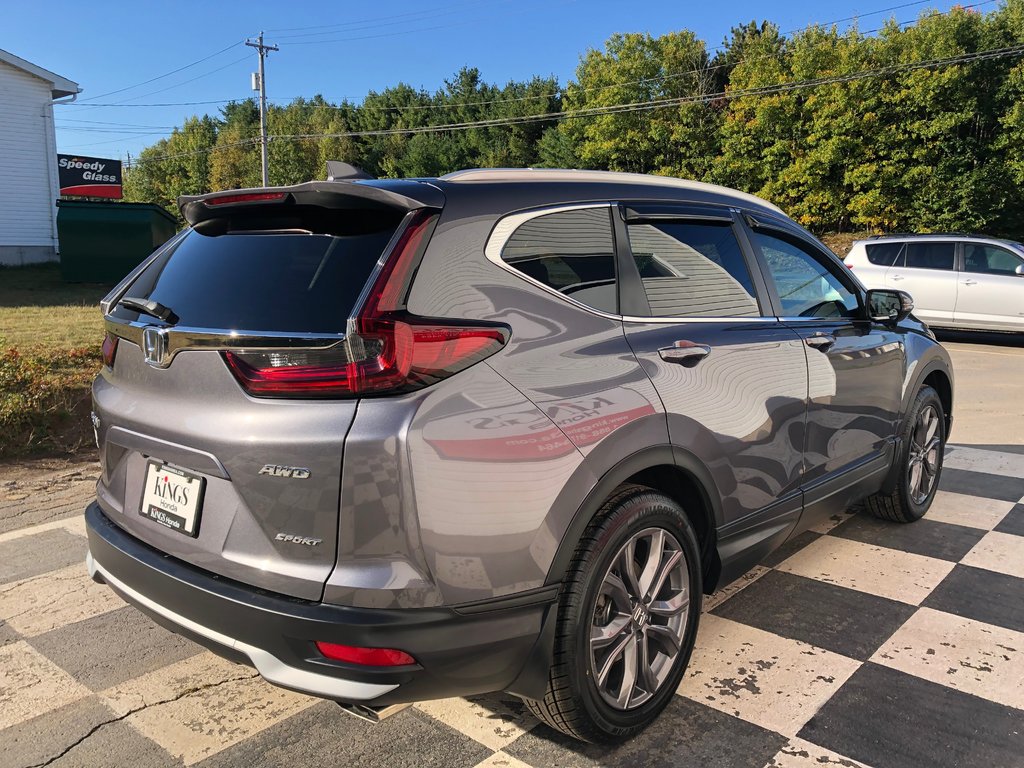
[1,332,1022,768]
[936,329,1024,446]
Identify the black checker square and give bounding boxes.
[711,570,917,660]
[798,663,1024,768]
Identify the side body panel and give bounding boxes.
[401,188,670,604]
[326,362,583,607]
[886,262,957,327]
[953,272,1024,332]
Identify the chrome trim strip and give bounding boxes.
[483,202,777,325]
[86,551,397,702]
[104,317,346,368]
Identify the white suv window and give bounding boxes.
[904,242,955,271]
[964,244,1024,276]
[864,242,904,266]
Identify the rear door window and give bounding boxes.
[110,211,403,333]
[500,207,617,313]
[904,242,955,271]
[626,221,760,317]
[865,242,904,266]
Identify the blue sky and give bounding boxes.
[5,0,973,160]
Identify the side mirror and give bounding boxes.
[1016,264,1024,276]
[866,289,914,324]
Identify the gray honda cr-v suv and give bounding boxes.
[85,168,953,743]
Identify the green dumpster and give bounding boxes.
[57,200,178,283]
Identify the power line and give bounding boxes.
[126,42,1024,165]
[77,41,244,103]
[59,98,253,108]
[265,1,485,34]
[260,1,995,116]
[53,0,991,113]
[272,3,490,41]
[57,119,179,129]
[279,0,561,46]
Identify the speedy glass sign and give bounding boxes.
[57,154,123,199]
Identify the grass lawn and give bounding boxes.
[0,265,113,459]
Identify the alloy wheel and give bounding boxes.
[589,527,690,710]
[908,404,942,505]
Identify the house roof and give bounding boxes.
[0,48,80,99]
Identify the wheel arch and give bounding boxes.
[544,445,722,596]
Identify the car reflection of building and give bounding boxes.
[629,225,761,318]
[422,386,656,461]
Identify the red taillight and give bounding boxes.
[101,333,118,368]
[315,642,416,667]
[223,211,509,398]
[206,191,287,206]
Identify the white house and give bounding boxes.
[0,49,80,266]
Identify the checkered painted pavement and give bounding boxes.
[1,444,1022,768]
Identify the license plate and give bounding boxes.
[140,461,205,537]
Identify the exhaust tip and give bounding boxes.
[335,702,410,723]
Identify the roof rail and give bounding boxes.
[439,168,784,213]
[869,231,974,239]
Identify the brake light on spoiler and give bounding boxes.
[223,211,509,398]
[205,191,288,206]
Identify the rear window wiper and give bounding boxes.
[118,296,179,325]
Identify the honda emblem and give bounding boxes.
[142,326,169,368]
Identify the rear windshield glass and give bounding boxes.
[110,216,401,333]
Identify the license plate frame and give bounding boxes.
[139,460,205,537]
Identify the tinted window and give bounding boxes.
[627,221,759,317]
[904,242,955,271]
[964,244,1024,275]
[754,231,859,318]
[865,242,904,266]
[110,225,398,333]
[501,207,617,313]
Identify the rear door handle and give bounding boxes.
[964,279,978,286]
[658,342,711,366]
[890,274,905,281]
[805,333,835,352]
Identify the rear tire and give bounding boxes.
[524,485,702,743]
[865,385,945,523]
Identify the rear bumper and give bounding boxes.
[85,502,555,705]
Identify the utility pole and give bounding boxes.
[245,31,278,187]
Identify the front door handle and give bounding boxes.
[964,279,978,286]
[658,342,711,366]
[805,333,835,352]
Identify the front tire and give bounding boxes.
[865,385,945,523]
[524,485,702,743]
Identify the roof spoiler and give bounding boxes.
[178,180,444,226]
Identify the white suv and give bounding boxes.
[845,234,1024,333]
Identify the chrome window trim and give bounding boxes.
[483,202,776,325]
[104,316,345,368]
